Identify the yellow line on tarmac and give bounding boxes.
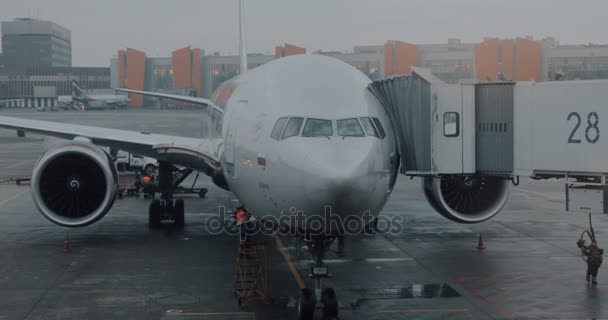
[275,238,306,289]
[380,308,471,314]
[166,311,254,317]
[0,189,29,206]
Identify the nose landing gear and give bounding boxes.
[297,236,340,320]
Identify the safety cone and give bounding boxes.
[477,233,486,250]
[64,232,71,253]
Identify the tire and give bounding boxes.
[174,199,185,227]
[321,288,339,320]
[148,200,162,228]
[144,164,157,176]
[298,288,315,320]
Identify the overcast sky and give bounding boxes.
[1,0,606,66]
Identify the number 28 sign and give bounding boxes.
[567,112,600,144]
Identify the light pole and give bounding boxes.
[238,0,247,74]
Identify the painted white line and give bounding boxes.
[297,257,413,264]
[365,257,415,263]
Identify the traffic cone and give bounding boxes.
[64,232,71,253]
[477,233,486,250]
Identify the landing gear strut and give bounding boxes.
[297,236,339,320]
[148,161,185,227]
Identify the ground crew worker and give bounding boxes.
[235,206,258,242]
[578,239,604,285]
[235,206,248,225]
[235,206,249,241]
[141,175,154,198]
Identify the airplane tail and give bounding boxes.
[72,81,86,98]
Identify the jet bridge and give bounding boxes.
[369,67,608,218]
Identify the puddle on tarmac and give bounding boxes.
[351,283,461,299]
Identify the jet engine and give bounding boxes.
[31,140,118,227]
[422,175,510,224]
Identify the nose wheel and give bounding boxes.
[297,237,340,320]
[298,288,315,320]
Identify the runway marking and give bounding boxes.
[166,311,254,317]
[454,271,590,320]
[510,277,589,312]
[0,189,29,206]
[452,275,515,320]
[379,308,470,314]
[297,257,413,264]
[275,238,306,289]
[474,273,542,290]
[483,270,575,299]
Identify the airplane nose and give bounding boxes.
[299,139,380,216]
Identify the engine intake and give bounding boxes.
[423,176,510,224]
[31,141,118,227]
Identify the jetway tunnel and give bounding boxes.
[368,67,608,215]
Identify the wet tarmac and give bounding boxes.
[0,109,606,319]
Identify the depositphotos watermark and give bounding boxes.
[201,206,405,237]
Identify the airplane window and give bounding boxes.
[302,119,333,137]
[359,117,379,137]
[282,117,304,139]
[271,117,288,140]
[337,118,365,137]
[372,117,386,139]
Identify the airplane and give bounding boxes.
[0,2,512,318]
[0,52,509,319]
[71,81,129,110]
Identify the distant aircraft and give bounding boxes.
[72,81,129,110]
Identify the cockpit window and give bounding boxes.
[359,117,379,138]
[302,118,333,137]
[337,118,365,137]
[271,117,288,140]
[282,117,304,139]
[372,117,386,138]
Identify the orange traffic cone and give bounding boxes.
[64,232,71,253]
[477,233,486,250]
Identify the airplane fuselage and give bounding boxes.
[208,55,399,233]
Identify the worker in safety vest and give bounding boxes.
[235,206,257,242]
[235,206,248,225]
[578,239,604,285]
[141,175,155,198]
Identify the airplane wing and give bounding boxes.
[0,115,223,173]
[114,88,223,113]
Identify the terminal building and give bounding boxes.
[0,18,110,108]
[113,38,608,106]
[3,17,608,109]
[1,18,71,73]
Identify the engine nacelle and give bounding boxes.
[31,140,118,227]
[423,176,510,224]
